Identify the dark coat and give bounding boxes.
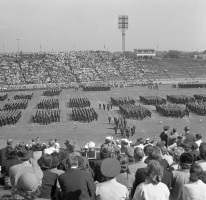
[58,168,95,200]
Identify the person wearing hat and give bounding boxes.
[59,155,95,200]
[43,139,59,155]
[168,128,179,148]
[160,126,170,147]
[9,147,35,187]
[195,133,203,148]
[170,152,195,200]
[183,126,196,144]
[95,158,129,200]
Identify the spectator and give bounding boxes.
[37,154,58,199]
[58,155,95,200]
[183,126,196,144]
[195,134,203,148]
[132,160,170,200]
[196,142,206,171]
[170,147,185,170]
[95,158,129,200]
[31,143,43,161]
[43,139,59,155]
[182,164,206,200]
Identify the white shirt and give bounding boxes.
[43,146,58,154]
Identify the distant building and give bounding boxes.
[134,49,156,59]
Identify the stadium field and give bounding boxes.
[0,84,206,148]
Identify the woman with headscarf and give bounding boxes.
[132,160,170,200]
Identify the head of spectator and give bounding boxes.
[17,147,33,162]
[16,172,41,199]
[117,154,129,173]
[171,128,177,135]
[134,138,144,149]
[199,142,206,160]
[179,152,196,169]
[104,136,113,144]
[5,146,17,159]
[38,154,52,170]
[7,139,13,147]
[87,141,95,151]
[64,140,80,154]
[145,160,163,185]
[101,158,121,181]
[100,144,116,159]
[50,152,61,169]
[196,134,202,141]
[191,142,199,151]
[189,164,203,183]
[148,146,161,160]
[180,141,191,152]
[32,143,42,152]
[143,144,153,157]
[184,126,190,134]
[121,139,130,149]
[173,147,185,162]
[163,126,170,132]
[66,155,78,169]
[125,147,134,163]
[48,139,55,148]
[134,147,145,162]
[16,141,26,150]
[156,141,166,149]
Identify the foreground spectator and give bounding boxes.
[182,164,206,200]
[95,158,129,200]
[132,160,170,200]
[58,155,95,200]
[196,142,206,170]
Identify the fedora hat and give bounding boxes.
[101,158,121,178]
[17,147,33,160]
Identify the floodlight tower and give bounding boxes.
[118,15,128,59]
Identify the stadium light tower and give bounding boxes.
[17,39,20,54]
[118,15,128,59]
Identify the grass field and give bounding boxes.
[1,85,206,148]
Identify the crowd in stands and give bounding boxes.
[0,125,206,199]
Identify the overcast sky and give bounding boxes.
[1,0,206,53]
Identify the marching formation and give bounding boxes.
[72,107,98,122]
[194,94,206,102]
[186,102,206,115]
[119,103,152,119]
[13,92,33,100]
[156,104,189,118]
[32,109,61,125]
[82,85,110,91]
[3,99,29,110]
[111,96,135,106]
[166,95,195,104]
[37,99,59,109]
[69,98,91,108]
[178,82,206,88]
[0,110,21,126]
[140,95,166,105]
[43,88,62,96]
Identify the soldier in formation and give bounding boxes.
[37,99,59,109]
[14,92,33,100]
[3,99,29,110]
[69,98,90,108]
[32,109,60,125]
[110,96,135,106]
[0,93,8,101]
[166,95,195,104]
[140,95,166,105]
[186,102,206,115]
[43,88,62,96]
[72,107,98,122]
[0,110,21,126]
[83,86,110,91]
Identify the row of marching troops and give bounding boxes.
[3,99,29,110]
[69,98,91,108]
[0,109,21,126]
[14,92,33,100]
[37,99,59,109]
[186,102,206,115]
[82,86,111,91]
[0,93,7,101]
[119,103,152,119]
[32,109,61,125]
[110,96,135,106]
[72,107,98,122]
[155,104,189,118]
[194,94,206,102]
[178,83,206,88]
[166,95,195,104]
[43,88,62,96]
[139,95,166,105]
[99,103,112,111]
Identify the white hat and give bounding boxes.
[84,144,88,149]
[121,138,130,144]
[88,141,95,148]
[106,136,112,141]
[145,138,150,141]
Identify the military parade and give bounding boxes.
[178,82,206,88]
[139,95,166,105]
[43,88,62,96]
[0,109,21,127]
[0,93,8,101]
[186,102,206,115]
[37,98,59,109]
[68,97,91,108]
[166,94,195,104]
[13,92,33,100]
[72,107,98,122]
[110,96,135,106]
[194,94,206,102]
[82,85,111,91]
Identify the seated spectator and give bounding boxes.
[182,164,206,200]
[58,155,95,200]
[190,142,200,160]
[128,147,147,175]
[95,158,129,200]
[132,160,170,200]
[49,152,64,176]
[170,147,185,170]
[170,152,195,200]
[196,142,206,171]
[43,139,59,155]
[37,154,58,199]
[116,154,135,197]
[31,143,43,161]
[1,146,21,189]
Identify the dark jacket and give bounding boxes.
[58,168,95,200]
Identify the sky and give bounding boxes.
[0,0,206,53]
